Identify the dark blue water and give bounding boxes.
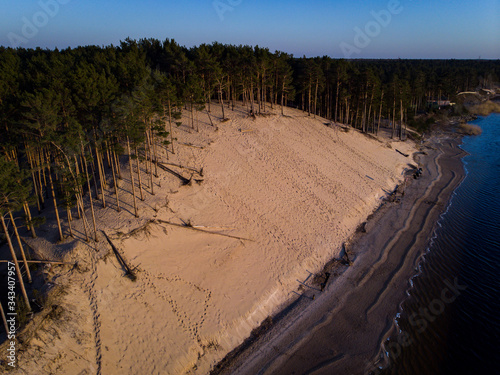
[376,113,500,375]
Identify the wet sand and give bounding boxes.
[214,135,466,375]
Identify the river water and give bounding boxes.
[376,113,500,375]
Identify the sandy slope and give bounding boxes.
[217,136,466,375]
[1,104,415,375]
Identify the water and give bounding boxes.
[378,113,500,375]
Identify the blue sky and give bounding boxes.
[1,0,499,58]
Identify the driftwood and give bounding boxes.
[115,220,155,240]
[338,243,353,266]
[193,225,236,231]
[178,142,204,149]
[161,161,202,175]
[320,272,331,292]
[385,184,401,202]
[101,230,136,280]
[156,161,191,185]
[396,149,409,157]
[155,219,253,242]
[357,222,367,233]
[0,260,73,265]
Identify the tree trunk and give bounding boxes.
[227,77,232,110]
[362,87,368,132]
[110,148,121,212]
[368,88,374,133]
[326,84,330,120]
[66,207,74,238]
[1,302,9,336]
[104,142,112,170]
[113,150,122,180]
[206,108,215,127]
[354,104,360,129]
[35,148,45,209]
[275,70,279,107]
[75,157,83,220]
[81,142,99,241]
[377,90,384,135]
[1,214,31,311]
[135,147,144,201]
[250,82,255,115]
[195,106,199,133]
[392,95,396,139]
[262,72,266,112]
[168,99,175,154]
[256,72,261,114]
[87,147,100,200]
[144,138,150,175]
[400,98,404,140]
[314,79,319,118]
[270,82,274,110]
[345,98,350,125]
[145,131,154,195]
[8,211,32,283]
[190,100,195,130]
[308,81,312,116]
[47,167,64,242]
[26,146,42,213]
[127,137,139,218]
[95,146,106,208]
[220,83,225,119]
[232,80,236,110]
[281,80,285,116]
[76,193,90,242]
[23,201,36,238]
[151,132,159,178]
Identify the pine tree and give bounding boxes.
[0,156,32,311]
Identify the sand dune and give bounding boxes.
[220,136,466,375]
[2,104,416,374]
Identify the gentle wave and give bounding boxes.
[378,114,500,375]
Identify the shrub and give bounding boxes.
[457,123,482,135]
[468,101,500,116]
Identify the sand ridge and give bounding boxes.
[2,104,416,374]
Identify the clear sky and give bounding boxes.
[1,0,499,59]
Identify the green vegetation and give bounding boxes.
[0,39,498,324]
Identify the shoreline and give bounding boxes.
[212,133,467,375]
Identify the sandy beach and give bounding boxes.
[213,136,466,375]
[1,104,424,375]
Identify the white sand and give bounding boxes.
[4,104,415,374]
